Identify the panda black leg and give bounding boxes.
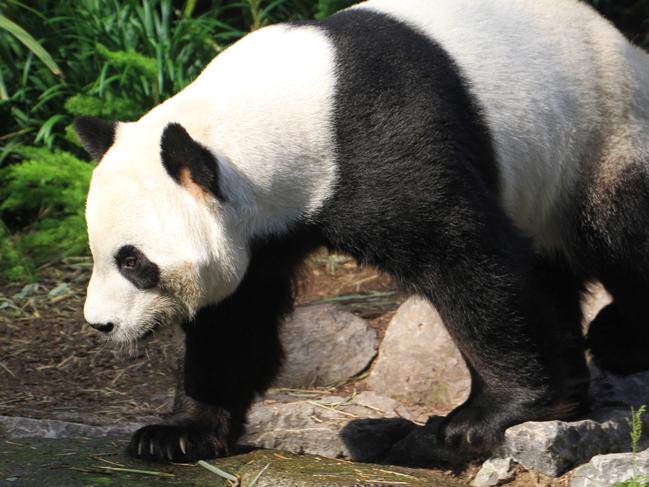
[128,236,312,463]
[334,190,589,466]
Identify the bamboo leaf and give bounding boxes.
[0,14,61,76]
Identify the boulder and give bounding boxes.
[499,408,649,477]
[368,296,470,409]
[571,449,649,487]
[274,304,378,388]
[243,391,405,458]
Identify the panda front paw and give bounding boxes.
[128,423,228,463]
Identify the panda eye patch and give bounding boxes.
[115,245,160,290]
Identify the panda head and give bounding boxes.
[76,116,250,343]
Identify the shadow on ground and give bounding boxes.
[1,436,464,486]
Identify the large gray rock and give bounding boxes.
[571,449,649,487]
[499,408,648,477]
[243,391,407,458]
[368,296,470,409]
[274,304,378,388]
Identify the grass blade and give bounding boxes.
[0,14,61,76]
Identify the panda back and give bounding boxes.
[351,0,642,248]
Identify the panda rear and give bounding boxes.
[76,0,649,467]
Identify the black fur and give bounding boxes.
[160,123,225,200]
[310,10,589,464]
[74,116,116,161]
[115,245,160,290]
[128,229,320,462]
[131,10,597,466]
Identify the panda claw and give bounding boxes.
[137,440,143,457]
[149,440,155,456]
[179,436,187,456]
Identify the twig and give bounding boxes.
[0,362,15,377]
[248,463,270,487]
[95,466,174,477]
[197,460,240,486]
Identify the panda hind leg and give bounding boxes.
[373,207,589,466]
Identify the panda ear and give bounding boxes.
[74,116,117,161]
[160,123,224,201]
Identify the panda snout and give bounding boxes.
[88,322,115,334]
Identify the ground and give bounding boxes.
[0,249,573,486]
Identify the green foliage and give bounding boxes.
[629,405,646,455]
[0,0,645,283]
[0,0,355,282]
[612,406,649,487]
[0,147,93,281]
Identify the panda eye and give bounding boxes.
[122,255,138,270]
[115,245,159,289]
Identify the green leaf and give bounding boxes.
[0,14,61,76]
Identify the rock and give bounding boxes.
[244,391,415,458]
[471,458,515,487]
[590,362,649,409]
[368,296,470,409]
[273,304,378,388]
[0,415,145,440]
[244,395,351,458]
[571,449,649,487]
[500,408,649,477]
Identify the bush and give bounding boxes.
[0,147,92,281]
[0,0,646,282]
[0,0,355,282]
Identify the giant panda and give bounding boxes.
[75,0,649,467]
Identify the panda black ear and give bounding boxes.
[160,123,224,201]
[74,116,117,162]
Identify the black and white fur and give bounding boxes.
[77,0,649,467]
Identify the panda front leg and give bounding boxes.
[128,242,304,462]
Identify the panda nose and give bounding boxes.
[88,322,114,333]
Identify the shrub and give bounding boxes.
[0,147,93,281]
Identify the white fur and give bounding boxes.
[84,25,337,340]
[357,0,649,249]
[85,1,649,339]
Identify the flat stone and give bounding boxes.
[500,408,649,477]
[368,296,470,409]
[0,414,145,439]
[0,436,463,486]
[274,304,378,388]
[571,449,649,487]
[471,457,515,487]
[244,392,405,458]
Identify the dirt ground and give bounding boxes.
[0,248,572,486]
